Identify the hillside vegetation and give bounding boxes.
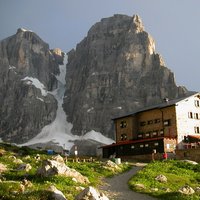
[0,143,130,200]
[129,160,200,200]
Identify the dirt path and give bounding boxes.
[99,164,156,200]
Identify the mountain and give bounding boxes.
[63,14,188,138]
[0,14,190,151]
[0,28,59,143]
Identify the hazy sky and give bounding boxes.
[0,0,199,92]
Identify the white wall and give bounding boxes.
[175,93,200,148]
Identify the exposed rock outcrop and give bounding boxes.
[75,186,109,200]
[37,159,90,184]
[48,185,67,200]
[0,28,60,143]
[63,14,188,138]
[155,174,167,183]
[178,185,195,195]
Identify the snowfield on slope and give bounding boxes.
[21,54,114,151]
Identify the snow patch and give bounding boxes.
[116,107,122,109]
[21,54,114,152]
[21,77,47,96]
[83,130,114,145]
[91,72,98,76]
[36,97,44,102]
[87,107,94,112]
[20,28,32,32]
[9,65,16,70]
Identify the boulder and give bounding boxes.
[178,185,195,195]
[0,149,5,156]
[134,183,146,190]
[13,159,23,164]
[182,160,198,165]
[195,187,200,193]
[52,154,65,163]
[0,163,7,173]
[75,186,109,200]
[155,174,167,183]
[37,159,89,184]
[21,178,33,187]
[103,160,121,171]
[48,185,67,200]
[17,163,32,172]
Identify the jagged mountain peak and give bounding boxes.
[0,28,60,143]
[17,27,33,33]
[64,14,188,138]
[88,14,145,36]
[132,14,145,32]
[16,27,46,45]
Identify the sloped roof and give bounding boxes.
[112,92,198,120]
[101,137,165,148]
[188,135,200,140]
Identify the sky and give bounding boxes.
[0,0,199,92]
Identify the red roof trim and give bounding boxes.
[188,135,200,139]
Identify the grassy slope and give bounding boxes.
[0,143,130,200]
[129,160,200,200]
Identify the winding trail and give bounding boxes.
[99,163,156,200]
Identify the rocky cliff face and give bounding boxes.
[63,14,188,138]
[0,28,59,143]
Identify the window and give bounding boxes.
[160,130,164,135]
[140,121,146,126]
[145,144,149,147]
[152,131,158,136]
[164,119,171,126]
[148,120,153,125]
[140,144,144,148]
[194,113,199,119]
[188,112,193,119]
[131,145,135,149]
[195,100,200,107]
[120,134,127,140]
[120,121,127,128]
[154,118,161,123]
[194,127,200,134]
[145,133,150,137]
[154,142,159,146]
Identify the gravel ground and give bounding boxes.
[99,164,156,200]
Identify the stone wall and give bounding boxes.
[176,148,200,162]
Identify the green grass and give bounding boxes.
[0,143,131,200]
[129,160,200,200]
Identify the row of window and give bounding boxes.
[140,118,161,126]
[120,129,164,141]
[120,118,170,129]
[137,129,164,138]
[129,142,159,149]
[140,119,171,127]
